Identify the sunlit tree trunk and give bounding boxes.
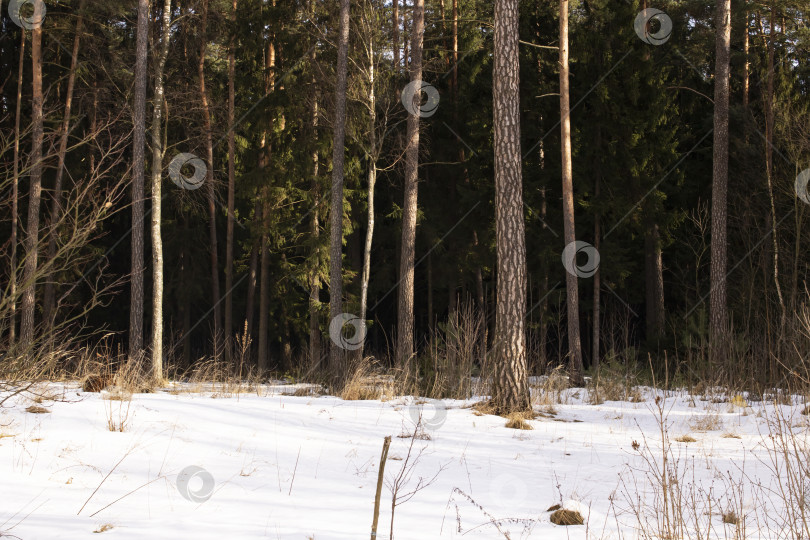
[150,0,173,383]
[396,0,424,368]
[710,0,731,360]
[257,35,276,373]
[20,4,46,349]
[492,0,530,412]
[224,0,238,362]
[559,0,584,385]
[328,0,351,382]
[127,0,149,359]
[198,0,222,360]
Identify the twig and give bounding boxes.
[288,446,301,496]
[371,436,391,540]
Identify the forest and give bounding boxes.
[5,1,810,538]
[2,0,810,405]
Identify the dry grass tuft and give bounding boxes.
[550,508,584,526]
[587,361,642,404]
[675,434,697,443]
[722,510,739,525]
[25,405,51,414]
[535,365,570,407]
[340,358,388,401]
[93,523,114,533]
[504,413,533,430]
[689,412,723,431]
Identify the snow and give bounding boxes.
[0,382,803,539]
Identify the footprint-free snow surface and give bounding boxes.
[0,382,803,539]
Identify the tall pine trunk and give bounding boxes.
[257,36,276,372]
[198,0,222,360]
[396,0,424,367]
[559,0,584,385]
[328,0,351,382]
[150,0,173,383]
[128,0,149,360]
[20,6,45,349]
[710,0,731,360]
[492,0,530,412]
[224,0,238,361]
[764,5,785,340]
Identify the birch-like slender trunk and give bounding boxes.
[559,0,584,385]
[359,26,377,347]
[150,0,173,383]
[9,29,25,349]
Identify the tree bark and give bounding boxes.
[396,0,424,368]
[309,53,322,369]
[257,34,276,373]
[43,3,85,330]
[492,0,530,412]
[764,5,785,339]
[150,0,173,383]
[328,0,351,382]
[644,213,665,342]
[393,0,400,71]
[559,0,584,385]
[127,0,149,359]
[198,0,222,360]
[20,6,45,349]
[710,0,731,360]
[359,30,377,354]
[592,133,601,372]
[224,0,238,362]
[743,10,749,109]
[9,29,25,349]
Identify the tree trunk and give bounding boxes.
[127,0,149,360]
[150,0,173,383]
[393,0,400,71]
[710,0,731,360]
[43,3,85,330]
[592,142,601,372]
[359,18,377,351]
[764,5,785,339]
[559,0,584,385]
[257,34,277,373]
[198,0,222,360]
[245,199,261,338]
[224,0,238,362]
[328,0,351,382]
[309,70,322,369]
[9,29,25,349]
[743,10,749,109]
[491,0,530,413]
[20,6,45,349]
[396,0,424,368]
[644,214,665,342]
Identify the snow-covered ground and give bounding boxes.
[0,382,805,539]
